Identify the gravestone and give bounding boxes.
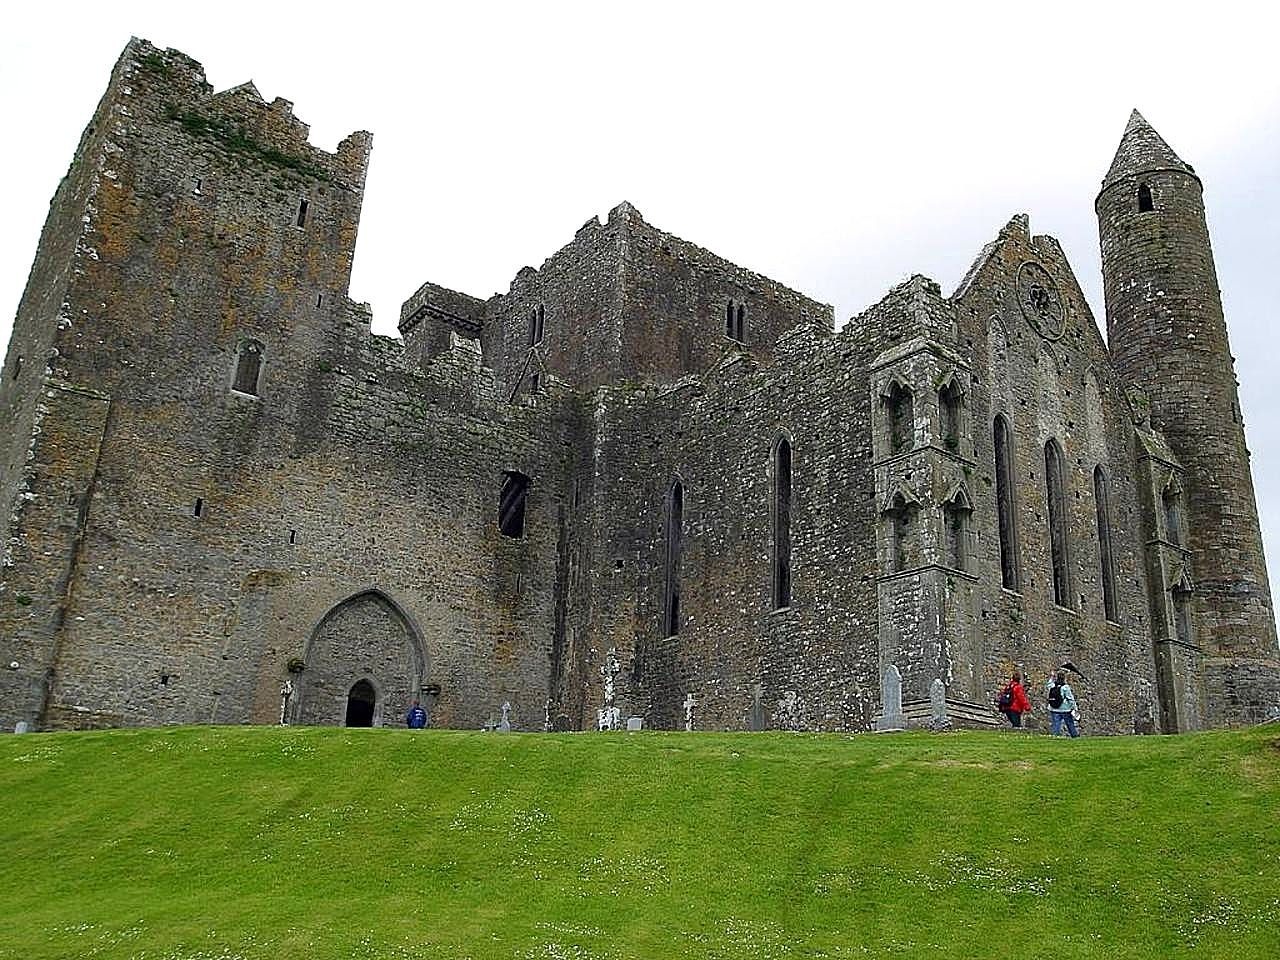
[626,716,643,731]
[927,678,951,731]
[874,665,906,731]
[278,679,293,725]
[14,721,29,734]
[683,693,697,732]
[597,648,622,731]
[748,683,766,731]
[498,701,512,732]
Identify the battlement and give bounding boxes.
[120,38,371,189]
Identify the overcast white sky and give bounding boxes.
[3,2,1279,627]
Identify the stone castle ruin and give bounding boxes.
[2,40,1278,734]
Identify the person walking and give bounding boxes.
[405,698,428,729]
[996,671,1032,727]
[1046,670,1079,737]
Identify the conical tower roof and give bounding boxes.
[1103,110,1195,186]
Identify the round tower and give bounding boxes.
[1096,110,1277,662]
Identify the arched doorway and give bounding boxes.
[345,679,377,727]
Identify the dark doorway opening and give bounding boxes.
[345,679,376,727]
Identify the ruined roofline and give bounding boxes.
[122,38,372,185]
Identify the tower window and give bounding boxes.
[193,497,204,518]
[884,493,918,573]
[498,471,530,539]
[943,486,973,573]
[232,340,264,396]
[725,299,746,342]
[883,381,914,456]
[11,356,21,380]
[772,437,792,609]
[1137,183,1154,213]
[1172,583,1193,645]
[939,379,963,450]
[1163,481,1184,546]
[1045,438,1072,608]
[528,304,545,346]
[663,479,684,636]
[296,197,309,228]
[1094,466,1119,622]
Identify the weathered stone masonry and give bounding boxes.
[2,43,1277,734]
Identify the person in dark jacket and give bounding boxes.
[997,671,1032,727]
[406,699,428,729]
[1046,670,1079,737]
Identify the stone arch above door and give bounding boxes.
[295,589,426,727]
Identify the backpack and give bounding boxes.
[996,685,1014,710]
[1048,682,1064,709]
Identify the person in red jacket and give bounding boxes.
[996,671,1032,728]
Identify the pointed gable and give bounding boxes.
[1103,109,1195,186]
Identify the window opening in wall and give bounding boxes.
[193,177,202,195]
[943,486,972,573]
[885,493,918,573]
[498,471,530,539]
[11,356,21,380]
[939,378,963,451]
[725,299,746,342]
[726,300,735,337]
[1137,182,1154,213]
[663,479,684,636]
[1163,480,1184,546]
[316,293,324,308]
[772,437,793,609]
[1172,584,1192,646]
[233,340,264,396]
[193,497,204,518]
[530,372,541,394]
[1044,438,1072,607]
[296,197,309,227]
[528,304,545,346]
[289,529,297,545]
[1094,466,1119,622]
[345,679,376,727]
[884,381,914,456]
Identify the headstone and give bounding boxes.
[597,648,621,731]
[498,701,512,732]
[683,692,697,732]
[874,665,906,732]
[14,721,29,734]
[278,679,293,725]
[748,684,766,731]
[543,697,552,733]
[927,678,951,731]
[626,716,643,732]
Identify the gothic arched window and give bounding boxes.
[1045,438,1072,608]
[884,381,914,456]
[772,437,792,609]
[1094,466,1119,622]
[993,415,1020,590]
[663,479,684,637]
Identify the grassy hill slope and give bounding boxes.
[1,725,1278,959]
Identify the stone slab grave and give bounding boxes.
[874,665,906,732]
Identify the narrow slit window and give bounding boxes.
[943,491,972,573]
[193,497,204,518]
[735,304,746,342]
[232,340,264,396]
[11,356,21,380]
[289,529,297,545]
[939,380,963,450]
[726,300,735,338]
[885,495,917,573]
[772,437,793,609]
[1163,483,1184,546]
[884,382,914,456]
[296,197,309,227]
[528,304,545,346]
[1094,466,1119,622]
[663,480,684,636]
[498,471,531,539]
[1045,438,1072,608]
[1137,182,1154,213]
[1172,586,1192,645]
[994,416,1020,590]
[193,177,203,195]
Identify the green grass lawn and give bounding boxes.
[1,724,1278,959]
